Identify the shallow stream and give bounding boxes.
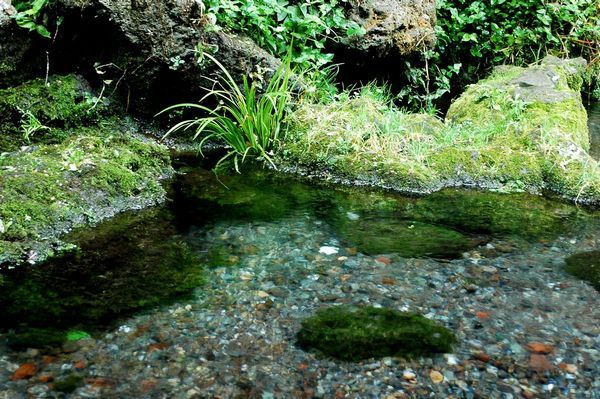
[0,113,599,397]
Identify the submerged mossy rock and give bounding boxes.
[405,189,587,239]
[0,75,109,152]
[334,216,479,258]
[0,208,204,348]
[297,306,455,361]
[283,56,599,205]
[0,130,173,266]
[564,251,600,291]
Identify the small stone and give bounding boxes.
[382,276,396,285]
[475,311,490,319]
[481,266,498,273]
[319,246,339,255]
[429,370,444,384]
[256,290,270,298]
[529,354,554,372]
[10,363,37,380]
[474,352,491,362]
[465,284,478,293]
[402,370,416,381]
[38,374,53,383]
[526,342,553,354]
[376,256,392,265]
[346,247,358,256]
[74,360,86,370]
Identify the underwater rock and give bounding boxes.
[296,306,455,361]
[335,216,478,258]
[564,250,600,290]
[0,208,205,348]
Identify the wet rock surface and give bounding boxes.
[0,169,598,398]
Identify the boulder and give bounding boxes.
[342,0,436,56]
[1,0,280,113]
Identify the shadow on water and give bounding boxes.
[0,160,597,350]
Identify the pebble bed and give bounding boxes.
[1,207,599,398]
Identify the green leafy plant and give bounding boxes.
[204,0,364,71]
[160,53,296,171]
[12,0,52,38]
[18,107,50,143]
[400,0,600,111]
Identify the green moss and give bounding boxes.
[0,128,172,265]
[54,374,84,393]
[405,189,585,239]
[283,56,597,204]
[0,208,204,344]
[297,306,456,361]
[0,75,109,152]
[334,217,477,258]
[564,251,600,291]
[7,328,66,349]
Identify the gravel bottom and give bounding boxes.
[1,211,599,399]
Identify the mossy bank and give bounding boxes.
[281,56,599,206]
[0,75,173,266]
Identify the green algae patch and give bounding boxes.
[0,75,110,152]
[564,251,600,291]
[297,306,455,361]
[334,217,478,258]
[0,129,172,266]
[282,56,600,205]
[54,374,85,393]
[0,208,204,348]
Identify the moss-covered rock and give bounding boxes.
[283,56,599,205]
[0,128,173,266]
[564,251,600,291]
[334,217,478,258]
[0,75,110,152]
[297,306,455,361]
[53,374,84,393]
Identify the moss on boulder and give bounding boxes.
[0,128,172,266]
[283,56,599,205]
[297,306,455,361]
[0,75,110,152]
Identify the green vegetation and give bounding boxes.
[0,75,109,152]
[401,0,599,109]
[162,53,295,171]
[53,374,84,393]
[564,250,600,291]
[12,0,53,38]
[204,0,364,70]
[282,58,600,205]
[297,306,455,361]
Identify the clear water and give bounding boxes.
[1,163,599,349]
